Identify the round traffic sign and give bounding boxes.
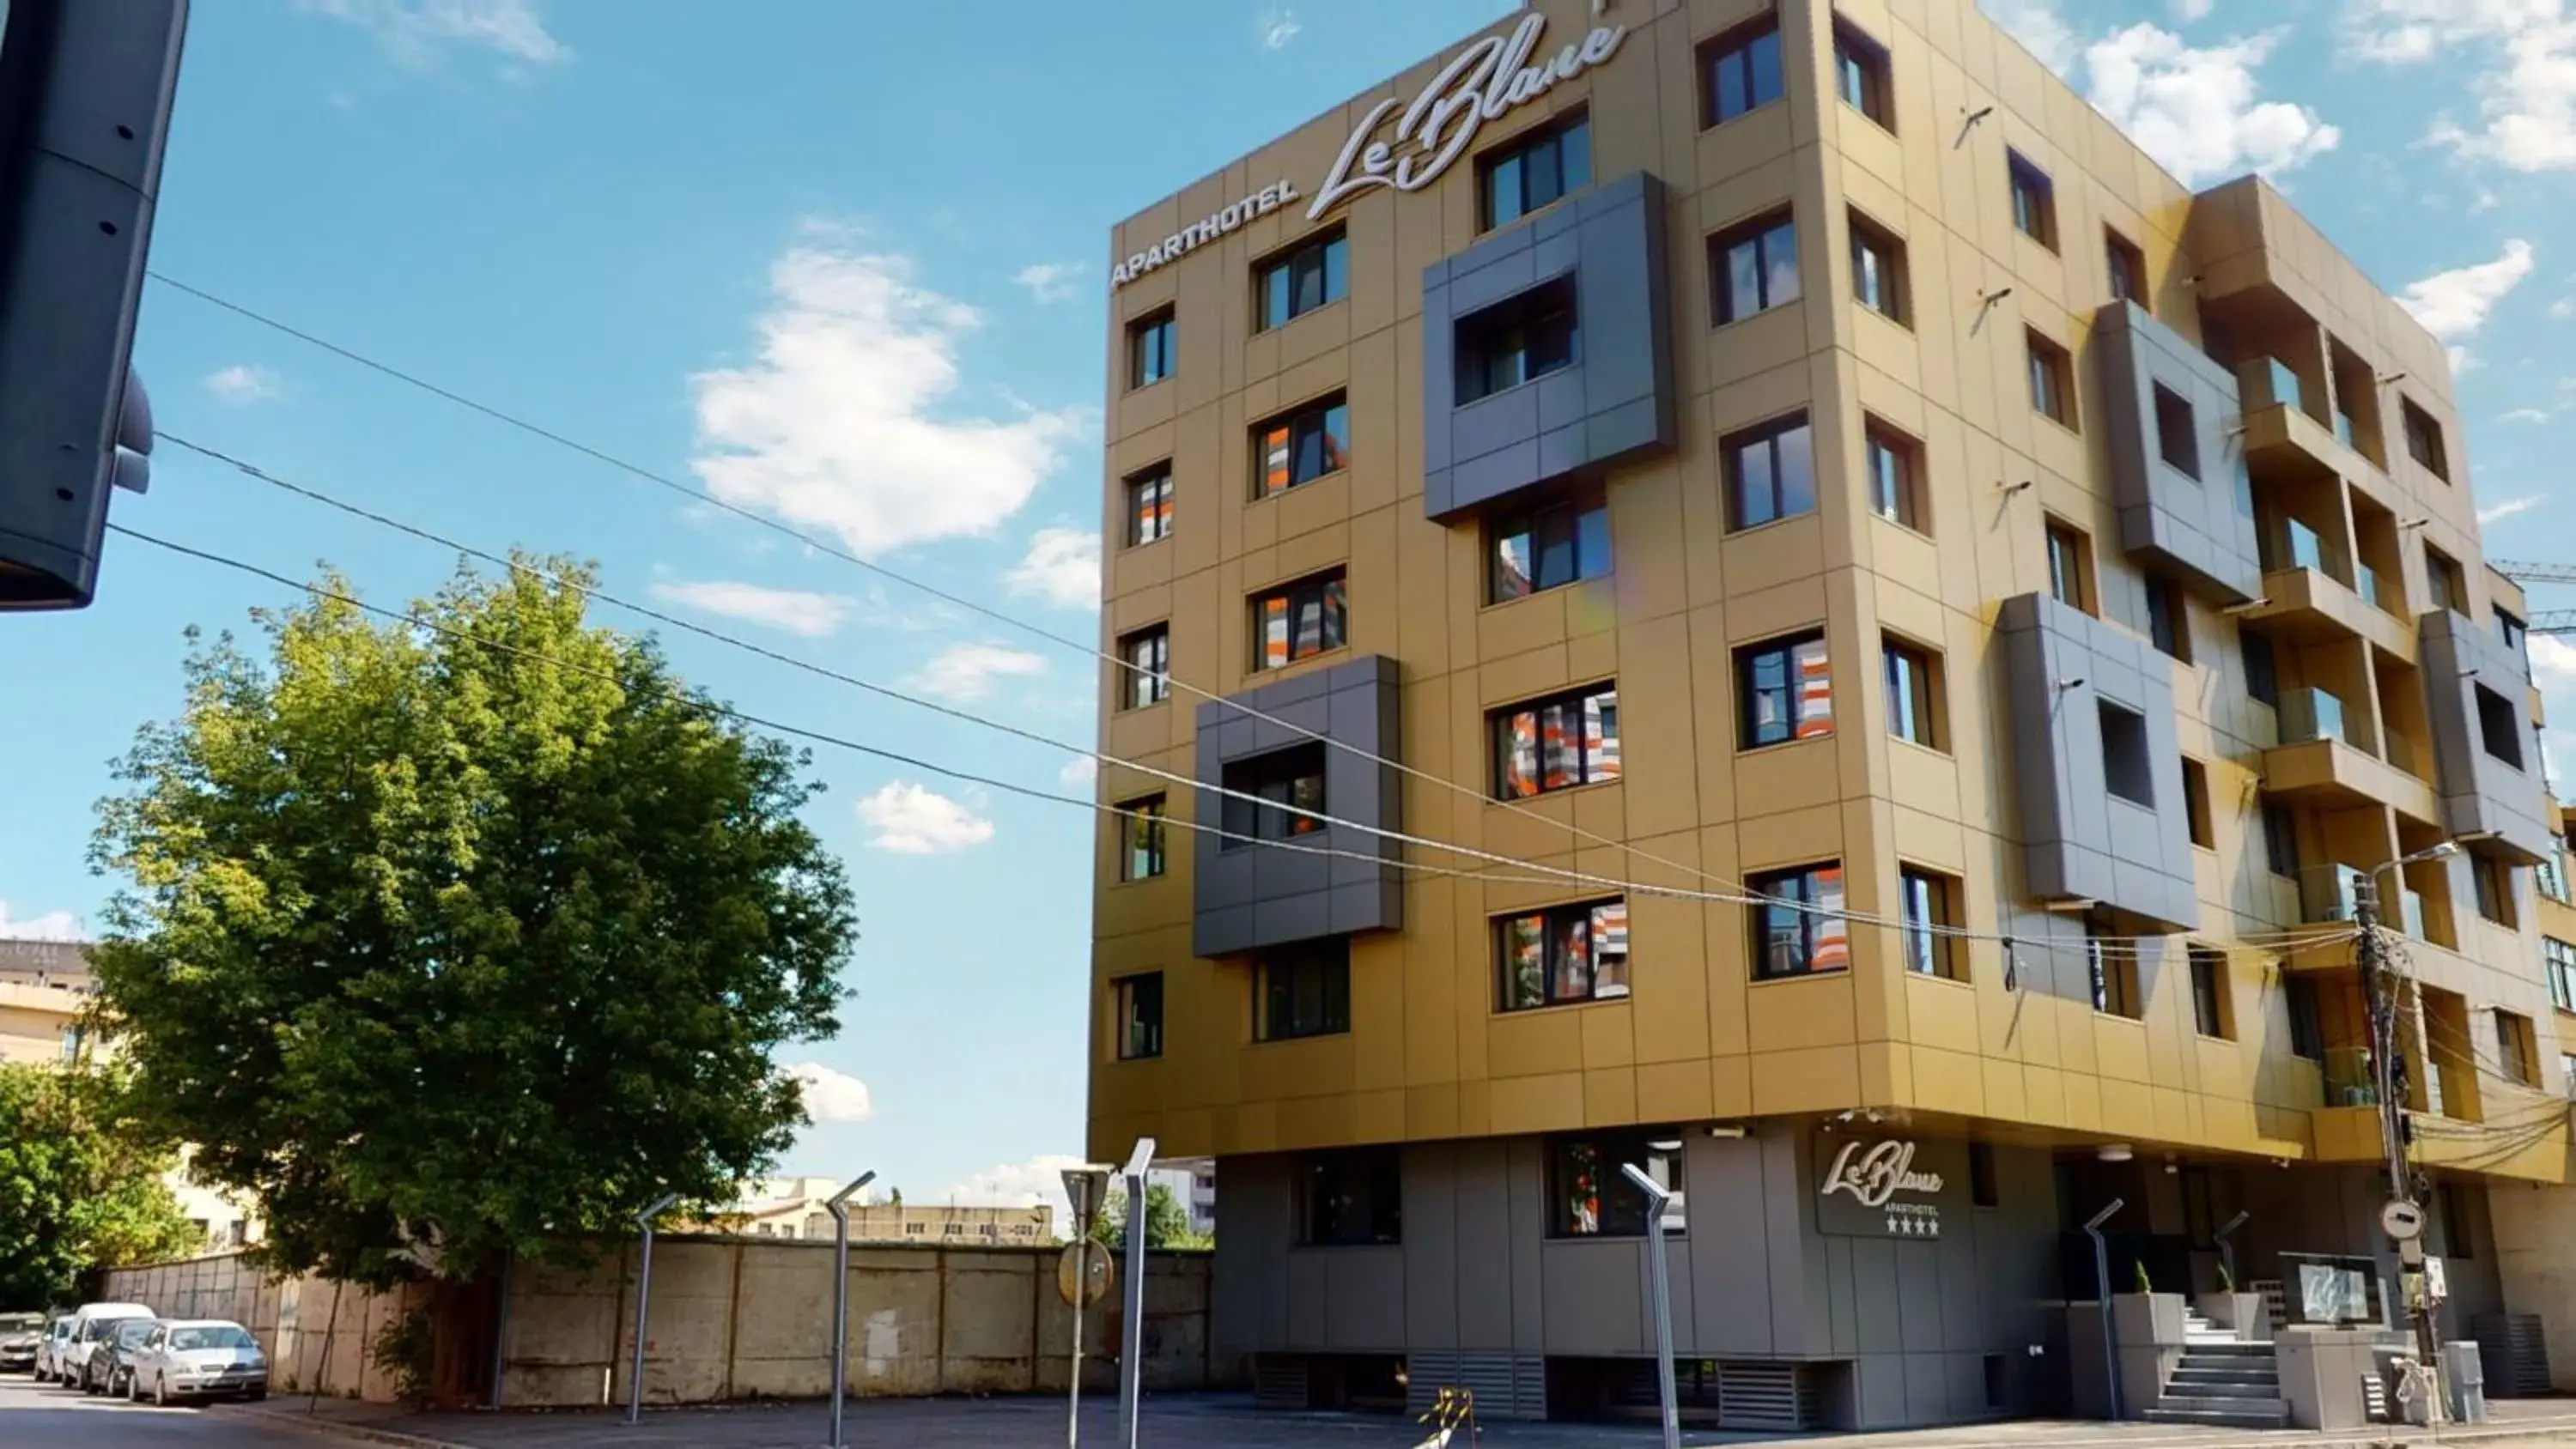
[1058,1240,1115,1307]
[2380,1197,2425,1242]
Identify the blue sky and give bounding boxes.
[5,0,2576,1222]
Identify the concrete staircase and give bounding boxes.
[2143,1313,2290,1430]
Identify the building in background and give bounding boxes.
[1088,0,2574,1428]
[695,1177,1054,1246]
[0,937,92,1064]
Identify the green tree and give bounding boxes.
[0,1061,203,1307]
[1086,1183,1203,1250]
[88,556,857,1303]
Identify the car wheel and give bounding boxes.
[154,1372,169,1407]
[125,1369,141,1401]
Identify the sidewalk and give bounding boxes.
[217,1391,2576,1449]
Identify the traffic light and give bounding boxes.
[0,0,186,610]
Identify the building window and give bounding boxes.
[2476,685,2525,769]
[1737,630,1832,749]
[2154,385,2200,479]
[1748,863,1850,979]
[1256,230,1347,330]
[1883,637,1941,750]
[2498,1009,2540,1087]
[2008,150,2057,251]
[1723,411,1815,530]
[2545,937,2576,1012]
[1220,743,1327,846]
[2287,975,2324,1060]
[1864,417,1923,530]
[1849,210,1907,324]
[1255,942,1350,1041]
[1253,394,1351,499]
[2474,854,2518,927]
[2181,758,2214,848]
[1699,17,1784,128]
[2500,609,2530,675]
[2147,578,2190,663]
[2189,947,2233,1040]
[1128,308,1176,389]
[59,1025,82,1061]
[1546,1130,1682,1237]
[1969,1142,1999,1208]
[1489,486,1610,602]
[1456,276,1580,403]
[1833,21,1893,129]
[1494,682,1620,798]
[1710,210,1801,324]
[2262,803,2299,878]
[1899,866,1963,979]
[1115,973,1164,1060]
[1249,570,1347,670]
[1125,464,1173,547]
[2099,701,2153,807]
[1118,795,1166,881]
[2105,228,2148,306]
[1119,624,1170,709]
[2045,517,2093,614]
[1480,112,1590,229]
[1300,1149,1400,1246]
[2401,399,2449,480]
[1498,898,1631,1010]
[2027,329,2076,428]
[2243,627,2279,706]
[2087,919,2141,1019]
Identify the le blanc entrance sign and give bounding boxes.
[1815,1137,1960,1240]
[1109,4,1630,290]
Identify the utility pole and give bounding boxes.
[2356,880,2445,1422]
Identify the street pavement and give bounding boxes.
[0,1377,328,1446]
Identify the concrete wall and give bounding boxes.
[105,1238,1220,1410]
[2487,1182,2576,1390]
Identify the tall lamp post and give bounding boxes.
[824,1171,878,1449]
[1115,1138,1155,1449]
[626,1191,681,1425]
[1619,1162,1681,1449]
[2359,840,2459,1422]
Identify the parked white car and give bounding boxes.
[50,1303,153,1387]
[129,1319,268,1405]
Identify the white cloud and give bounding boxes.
[646,579,854,639]
[2450,345,2482,376]
[0,901,86,942]
[690,239,1088,561]
[2399,239,2536,340]
[2551,294,2576,319]
[2172,0,2216,17]
[1058,755,1099,790]
[295,0,567,64]
[1981,0,2081,76]
[1259,7,1302,50]
[855,780,995,853]
[204,365,281,404]
[784,1062,874,1123]
[1005,528,1101,609]
[1012,263,1080,304]
[904,642,1048,704]
[2503,407,2558,422]
[2480,494,2547,523]
[2346,0,2576,171]
[2082,25,2340,187]
[2530,633,2576,682]
[939,1154,1088,1234]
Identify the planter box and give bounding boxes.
[2200,1291,2270,1341]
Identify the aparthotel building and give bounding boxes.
[1086,0,2575,1428]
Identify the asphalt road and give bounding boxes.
[0,1378,311,1446]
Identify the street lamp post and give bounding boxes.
[824,1171,877,1449]
[1116,1137,1155,1449]
[1619,1162,1680,1449]
[626,1191,682,1425]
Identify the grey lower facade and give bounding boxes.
[1209,1127,2506,1432]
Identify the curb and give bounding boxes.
[205,1402,471,1449]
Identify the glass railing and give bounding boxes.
[2308,862,2367,924]
[2401,888,2427,940]
[2356,562,2384,610]
[2336,411,2360,450]
[2251,357,2305,413]
[2384,731,2418,777]
[2279,687,2350,746]
[2323,1046,2379,1106]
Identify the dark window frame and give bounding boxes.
[1492,682,1621,799]
[1736,629,1832,749]
[1479,110,1593,231]
[2027,329,2077,429]
[1968,1141,1999,1208]
[2476,685,2525,770]
[2188,946,2233,1040]
[1899,864,1964,980]
[2474,854,2518,927]
[1125,463,1174,548]
[1498,897,1632,1010]
[1219,742,1327,847]
[2044,516,2093,613]
[1114,972,1164,1060]
[2244,627,2280,706]
[1546,1129,1685,1238]
[2153,384,2200,479]
[1723,410,1817,530]
[1255,229,1349,330]
[2105,227,2148,306]
[1251,393,1352,500]
[2545,936,2576,1013]
[1698,16,1786,129]
[2008,149,2058,251]
[2087,924,2142,1019]
[1128,307,1176,390]
[2262,802,2299,879]
[1119,624,1170,710]
[2181,758,2214,848]
[1488,484,1611,603]
[1832,19,1894,130]
[1118,794,1167,882]
[1710,209,1801,325]
[1255,942,1352,1042]
[1747,861,1850,979]
[2401,398,2450,480]
[2099,700,2153,807]
[2147,576,2191,662]
[2498,1009,2539,1087]
[1300,1148,1401,1246]
[1849,209,1908,324]
[1883,634,1942,751]
[2287,975,2324,1060]
[1864,416,1925,530]
[1456,275,1581,404]
[1249,569,1349,671]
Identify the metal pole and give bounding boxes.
[2084,1199,2125,1419]
[2358,879,2444,1422]
[824,1171,876,1449]
[1620,1163,1680,1449]
[1063,1165,1110,1449]
[1116,1138,1155,1449]
[626,1192,680,1426]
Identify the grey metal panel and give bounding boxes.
[1540,1240,1644,1353]
[1826,1236,1858,1354]
[1686,1133,1777,1355]
[1404,1143,1460,1350]
[1506,1138,1546,1354]
[1323,1248,1406,1349]
[2419,610,2554,864]
[2091,300,2263,603]
[1455,1141,1516,1351]
[1903,1351,1951,1425]
[1997,591,2200,935]
[1856,1355,1910,1428]
[1851,1239,1904,1355]
[1285,1250,1330,1347]
[1214,1156,1294,1355]
[1419,171,1677,524]
[1896,1245,1945,1352]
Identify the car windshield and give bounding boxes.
[113,1321,156,1347]
[171,1326,255,1351]
[89,1317,145,1340]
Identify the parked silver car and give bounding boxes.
[87,1317,160,1397]
[63,1310,153,1393]
[130,1319,267,1405]
[33,1314,73,1382]
[0,1313,43,1373]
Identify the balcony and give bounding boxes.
[2243,567,2415,658]
[2261,688,2442,823]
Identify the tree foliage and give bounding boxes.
[1086,1183,1204,1250]
[88,557,857,1287]
[0,1061,202,1307]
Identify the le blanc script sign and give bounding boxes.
[1109,7,1628,290]
[1815,1138,1959,1240]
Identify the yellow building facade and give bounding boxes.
[1087,0,2573,1426]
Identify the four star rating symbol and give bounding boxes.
[1885,1208,1942,1238]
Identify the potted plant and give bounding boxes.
[2197,1262,2269,1341]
